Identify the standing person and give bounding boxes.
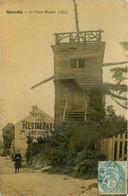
[14,151,22,173]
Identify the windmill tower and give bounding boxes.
[52,0,105,125]
[32,0,106,126]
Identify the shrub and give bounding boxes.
[25,106,126,178]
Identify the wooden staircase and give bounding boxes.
[62,99,87,122]
[66,110,85,121]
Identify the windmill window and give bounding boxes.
[71,60,77,68]
[71,59,85,68]
[78,59,85,68]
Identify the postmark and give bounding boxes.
[98,161,127,194]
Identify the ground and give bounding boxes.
[0,156,100,196]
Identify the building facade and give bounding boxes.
[12,105,54,157]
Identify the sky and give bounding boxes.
[0,0,127,133]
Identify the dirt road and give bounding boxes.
[0,156,99,196]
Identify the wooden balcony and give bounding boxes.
[54,30,103,45]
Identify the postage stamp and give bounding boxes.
[98,161,127,194]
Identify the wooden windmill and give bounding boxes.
[31,0,127,126]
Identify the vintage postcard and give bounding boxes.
[0,0,127,195]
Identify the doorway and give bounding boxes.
[72,88,83,111]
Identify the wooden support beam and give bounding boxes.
[84,97,88,121]
[31,76,54,89]
[62,99,68,121]
[103,61,127,67]
[73,0,80,42]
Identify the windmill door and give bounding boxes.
[72,88,83,110]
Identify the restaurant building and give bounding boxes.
[11,105,54,157]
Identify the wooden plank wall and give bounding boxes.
[52,42,105,81]
[52,42,105,124]
[55,80,86,124]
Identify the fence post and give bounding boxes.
[112,136,115,161]
[108,138,113,161]
[121,132,125,160]
[117,134,120,161]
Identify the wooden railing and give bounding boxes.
[84,97,88,121]
[56,99,68,126]
[100,132,127,161]
[54,30,103,45]
[62,99,68,121]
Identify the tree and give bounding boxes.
[26,136,33,163]
[103,42,127,110]
[120,42,128,51]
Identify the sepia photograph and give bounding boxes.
[0,0,127,195]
